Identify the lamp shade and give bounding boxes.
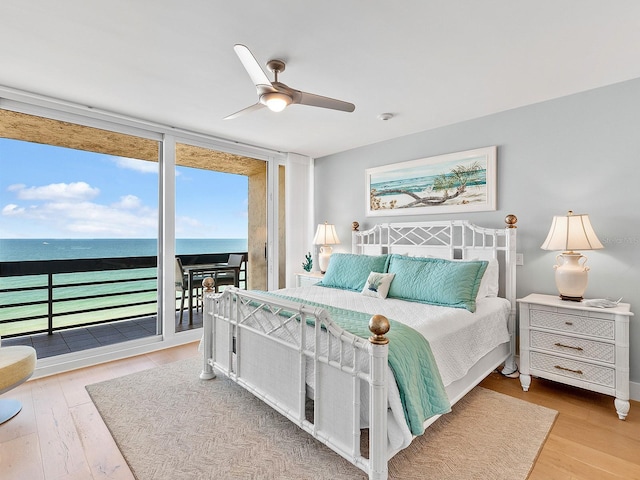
[541,211,603,252]
[313,223,341,246]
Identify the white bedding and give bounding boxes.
[270,284,511,456]
[276,284,511,387]
[204,285,512,457]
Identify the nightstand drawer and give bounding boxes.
[530,351,615,388]
[530,309,614,339]
[530,330,615,364]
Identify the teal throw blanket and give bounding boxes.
[265,292,451,435]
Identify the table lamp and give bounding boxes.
[540,210,603,301]
[313,222,340,273]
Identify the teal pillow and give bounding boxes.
[320,253,389,291]
[387,254,487,312]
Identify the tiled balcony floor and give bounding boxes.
[2,310,203,359]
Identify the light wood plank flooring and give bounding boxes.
[1,343,639,479]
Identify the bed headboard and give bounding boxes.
[351,216,518,307]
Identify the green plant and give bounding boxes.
[302,252,313,272]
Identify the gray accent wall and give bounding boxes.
[314,77,640,387]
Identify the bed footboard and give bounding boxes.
[200,285,391,479]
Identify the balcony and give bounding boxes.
[0,252,246,359]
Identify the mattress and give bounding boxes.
[275,284,511,387]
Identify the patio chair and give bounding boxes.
[175,257,206,324]
[212,253,245,292]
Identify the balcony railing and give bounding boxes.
[0,252,247,339]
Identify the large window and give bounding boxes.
[0,109,161,357]
[0,104,285,373]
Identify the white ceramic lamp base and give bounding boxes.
[554,252,589,301]
[318,246,333,273]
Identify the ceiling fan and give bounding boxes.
[225,44,355,120]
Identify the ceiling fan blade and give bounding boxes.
[224,102,266,120]
[297,91,355,113]
[233,44,272,88]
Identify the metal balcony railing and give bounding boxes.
[0,252,247,338]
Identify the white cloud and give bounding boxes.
[37,200,157,236]
[113,157,158,174]
[2,204,25,216]
[15,182,100,201]
[113,195,142,209]
[2,183,157,237]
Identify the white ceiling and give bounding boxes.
[2,1,640,158]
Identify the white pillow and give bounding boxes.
[478,259,499,298]
[449,257,499,298]
[361,272,395,299]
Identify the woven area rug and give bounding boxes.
[87,357,557,480]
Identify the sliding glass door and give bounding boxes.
[0,103,286,368]
[0,109,161,358]
[173,142,269,332]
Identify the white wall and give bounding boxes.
[285,153,314,287]
[314,77,640,389]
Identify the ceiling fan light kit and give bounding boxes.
[261,92,291,112]
[225,44,355,119]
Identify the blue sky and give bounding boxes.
[0,138,248,239]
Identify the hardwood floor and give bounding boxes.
[1,343,639,479]
[480,372,640,480]
[0,342,200,480]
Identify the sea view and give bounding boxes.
[0,238,248,262]
[0,238,248,336]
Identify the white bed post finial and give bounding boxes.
[369,315,389,479]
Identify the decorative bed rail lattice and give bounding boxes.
[201,216,517,479]
[201,288,390,477]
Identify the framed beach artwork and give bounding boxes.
[365,146,497,217]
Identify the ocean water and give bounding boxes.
[0,238,248,336]
[0,238,248,262]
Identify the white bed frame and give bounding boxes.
[200,217,518,479]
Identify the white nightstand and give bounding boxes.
[295,271,324,287]
[518,293,633,420]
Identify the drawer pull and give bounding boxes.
[554,342,583,352]
[554,365,583,375]
[565,321,574,326]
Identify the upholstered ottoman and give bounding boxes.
[0,345,37,424]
